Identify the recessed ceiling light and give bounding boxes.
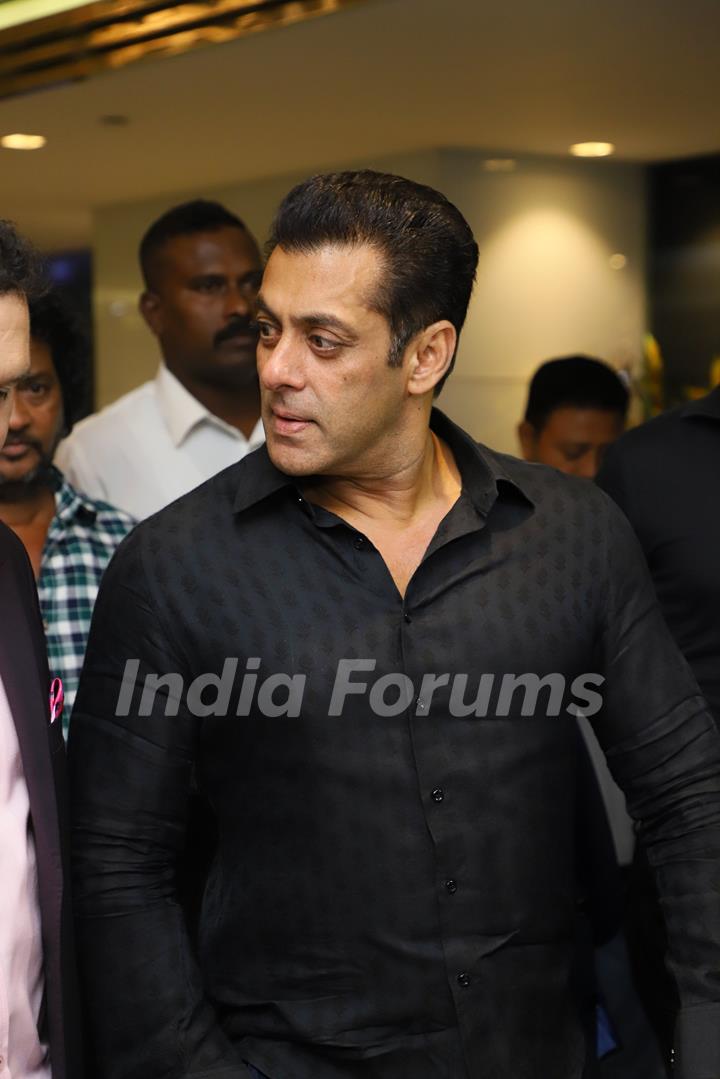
[483,158,517,173]
[569,142,615,158]
[1,133,46,150]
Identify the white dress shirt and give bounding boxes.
[55,363,265,520]
[0,676,51,1079]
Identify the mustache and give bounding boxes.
[1,436,42,451]
[214,317,258,347]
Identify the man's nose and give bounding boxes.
[259,336,305,392]
[576,452,599,480]
[8,393,31,431]
[224,283,254,319]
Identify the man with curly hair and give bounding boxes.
[0,290,134,731]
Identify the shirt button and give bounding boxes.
[445,879,458,894]
[457,972,471,988]
[353,536,364,550]
[431,787,444,803]
[403,612,412,623]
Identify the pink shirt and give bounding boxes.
[0,675,51,1079]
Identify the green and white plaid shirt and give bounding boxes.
[39,468,135,734]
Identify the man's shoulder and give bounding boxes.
[61,378,158,450]
[607,399,714,463]
[598,404,715,498]
[0,519,31,571]
[126,449,268,547]
[0,523,38,612]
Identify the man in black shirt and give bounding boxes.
[70,172,720,1079]
[597,388,720,1065]
[597,390,720,724]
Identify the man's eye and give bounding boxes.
[256,320,279,341]
[194,279,223,292]
[309,334,339,351]
[25,381,48,397]
[0,389,9,402]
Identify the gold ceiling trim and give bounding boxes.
[0,0,369,102]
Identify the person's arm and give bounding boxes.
[68,532,250,1079]
[591,492,720,1079]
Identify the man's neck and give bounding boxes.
[169,368,262,439]
[304,430,462,531]
[0,484,56,529]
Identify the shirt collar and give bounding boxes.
[429,408,534,515]
[232,408,534,517]
[155,362,264,448]
[679,385,720,422]
[49,466,98,526]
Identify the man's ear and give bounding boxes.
[517,420,537,462]
[139,291,162,337]
[406,321,457,397]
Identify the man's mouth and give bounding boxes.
[0,442,35,460]
[271,408,313,436]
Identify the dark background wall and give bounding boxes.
[649,154,720,402]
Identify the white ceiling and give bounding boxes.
[2,0,720,248]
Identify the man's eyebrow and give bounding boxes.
[188,272,225,283]
[254,295,356,338]
[296,313,357,338]
[559,442,592,453]
[0,373,26,390]
[254,293,279,321]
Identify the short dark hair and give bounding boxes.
[0,219,44,299]
[139,199,251,289]
[267,170,479,394]
[29,290,90,433]
[524,355,629,431]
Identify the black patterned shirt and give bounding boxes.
[69,411,720,1079]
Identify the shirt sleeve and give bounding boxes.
[591,492,720,1079]
[68,532,251,1079]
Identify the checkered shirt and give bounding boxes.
[39,468,135,734]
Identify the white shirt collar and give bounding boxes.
[154,362,264,449]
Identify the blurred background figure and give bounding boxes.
[518,356,630,479]
[597,382,720,1070]
[0,290,134,732]
[517,353,663,1076]
[56,200,264,519]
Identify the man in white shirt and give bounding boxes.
[56,200,265,519]
[0,219,83,1079]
